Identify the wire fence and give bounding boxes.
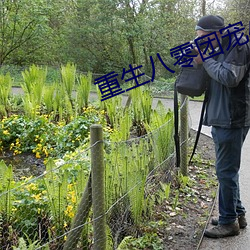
[0,63,193,249]
[0,94,191,249]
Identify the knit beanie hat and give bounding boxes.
[195,15,225,32]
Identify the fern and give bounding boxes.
[60,63,76,101]
[21,65,47,118]
[144,100,174,163]
[0,160,14,221]
[43,159,68,228]
[77,72,92,110]
[0,73,12,116]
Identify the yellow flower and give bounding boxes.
[65,205,74,218]
[36,152,41,159]
[12,207,17,212]
[43,147,49,157]
[14,149,22,155]
[71,195,76,204]
[3,130,9,135]
[32,193,42,201]
[26,183,37,191]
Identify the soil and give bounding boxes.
[0,152,45,180]
[158,130,217,250]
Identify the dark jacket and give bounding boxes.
[203,29,250,128]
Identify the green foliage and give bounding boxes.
[65,0,198,76]
[77,71,92,110]
[0,0,52,65]
[43,85,56,113]
[0,161,14,222]
[0,0,227,74]
[158,182,171,203]
[43,159,68,230]
[130,87,152,125]
[21,65,47,118]
[105,136,153,227]
[12,177,48,240]
[61,63,76,101]
[0,73,12,117]
[13,235,48,250]
[0,65,179,248]
[144,100,174,163]
[117,233,163,250]
[172,190,180,210]
[0,109,101,157]
[178,172,192,189]
[104,95,123,128]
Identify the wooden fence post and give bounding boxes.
[91,124,106,250]
[63,175,92,250]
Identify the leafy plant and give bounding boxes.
[12,233,49,250]
[158,182,171,203]
[0,73,12,117]
[0,161,15,222]
[12,177,49,241]
[60,63,76,103]
[178,173,192,189]
[43,159,68,227]
[43,84,56,114]
[21,65,47,118]
[172,190,180,210]
[104,95,123,128]
[76,72,92,110]
[117,233,163,250]
[144,100,174,164]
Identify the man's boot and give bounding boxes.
[211,214,247,229]
[204,222,240,238]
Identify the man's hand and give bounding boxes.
[194,48,207,64]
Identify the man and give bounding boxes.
[194,15,250,238]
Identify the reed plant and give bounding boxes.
[104,95,123,128]
[141,89,153,124]
[43,159,69,245]
[60,63,76,103]
[52,82,73,122]
[105,137,153,227]
[76,72,92,111]
[0,73,12,117]
[109,109,132,142]
[144,100,174,164]
[129,87,153,136]
[127,140,150,224]
[43,84,56,114]
[130,87,152,124]
[130,87,143,125]
[0,161,14,222]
